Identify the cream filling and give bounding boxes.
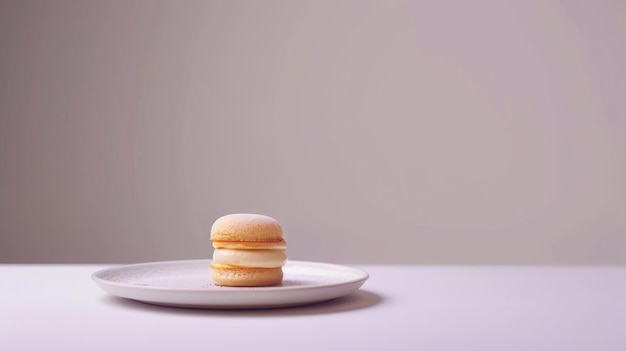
[212,249,287,268]
[212,239,286,250]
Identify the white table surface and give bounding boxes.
[1,264,625,351]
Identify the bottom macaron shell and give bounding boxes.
[210,262,283,287]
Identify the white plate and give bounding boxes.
[92,260,369,309]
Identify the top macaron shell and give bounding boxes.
[210,213,283,242]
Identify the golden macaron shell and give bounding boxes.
[209,262,283,287]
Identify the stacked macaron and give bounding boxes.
[210,214,287,287]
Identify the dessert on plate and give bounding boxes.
[210,213,287,287]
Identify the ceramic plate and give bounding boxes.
[92,260,369,309]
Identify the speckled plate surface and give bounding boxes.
[92,260,369,309]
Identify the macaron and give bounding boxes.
[210,214,287,287]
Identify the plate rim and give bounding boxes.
[91,259,369,294]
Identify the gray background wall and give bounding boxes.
[1,0,625,264]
